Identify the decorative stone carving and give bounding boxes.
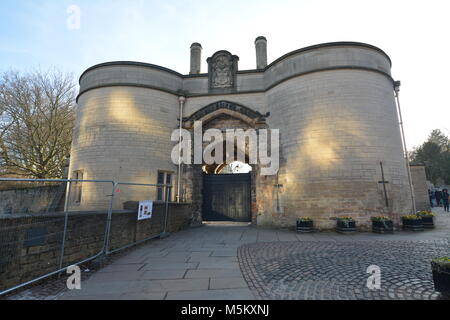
[212,56,232,87]
[207,51,239,91]
[183,100,269,124]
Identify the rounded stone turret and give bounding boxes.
[259,43,410,230]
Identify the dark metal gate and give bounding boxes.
[202,173,251,222]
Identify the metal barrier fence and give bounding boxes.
[0,178,172,296]
[106,181,172,255]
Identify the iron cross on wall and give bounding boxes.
[274,174,283,212]
[378,161,389,207]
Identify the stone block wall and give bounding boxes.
[0,185,64,215]
[69,86,179,211]
[264,69,412,230]
[410,165,431,211]
[0,203,193,292]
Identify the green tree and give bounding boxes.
[428,129,449,151]
[411,129,450,185]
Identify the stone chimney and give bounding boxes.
[255,36,267,69]
[190,43,202,75]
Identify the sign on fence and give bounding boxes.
[138,201,153,221]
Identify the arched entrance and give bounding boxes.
[182,100,269,224]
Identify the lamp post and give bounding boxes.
[394,81,416,213]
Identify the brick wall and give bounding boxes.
[0,203,193,292]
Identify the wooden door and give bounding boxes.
[202,173,251,222]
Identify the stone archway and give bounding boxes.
[183,100,269,125]
[181,100,269,225]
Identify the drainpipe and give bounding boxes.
[394,81,416,213]
[63,157,71,212]
[176,96,186,203]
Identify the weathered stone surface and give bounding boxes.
[411,165,431,211]
[0,185,62,215]
[207,51,239,91]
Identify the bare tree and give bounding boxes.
[0,70,76,179]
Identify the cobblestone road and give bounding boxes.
[238,239,450,300]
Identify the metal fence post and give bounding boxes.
[161,184,171,237]
[58,205,70,275]
[103,182,118,255]
[58,181,72,275]
[63,180,71,212]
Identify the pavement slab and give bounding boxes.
[210,277,248,290]
[165,288,255,300]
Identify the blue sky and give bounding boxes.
[0,0,449,148]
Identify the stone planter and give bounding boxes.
[336,220,356,233]
[402,218,424,231]
[431,260,450,297]
[421,216,435,229]
[372,220,394,234]
[297,220,313,233]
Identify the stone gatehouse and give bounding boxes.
[68,37,412,230]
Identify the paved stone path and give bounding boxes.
[61,222,256,300]
[7,208,450,300]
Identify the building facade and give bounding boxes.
[69,38,413,230]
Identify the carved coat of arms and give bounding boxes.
[212,56,233,87]
[207,51,239,90]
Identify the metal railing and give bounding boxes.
[105,181,172,255]
[0,178,172,296]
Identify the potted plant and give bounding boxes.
[401,214,423,231]
[431,257,450,297]
[336,216,357,233]
[297,217,313,233]
[371,216,394,234]
[417,211,435,229]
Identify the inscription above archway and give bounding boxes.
[183,100,269,127]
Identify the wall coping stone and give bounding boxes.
[0,202,193,220]
[79,41,391,84]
